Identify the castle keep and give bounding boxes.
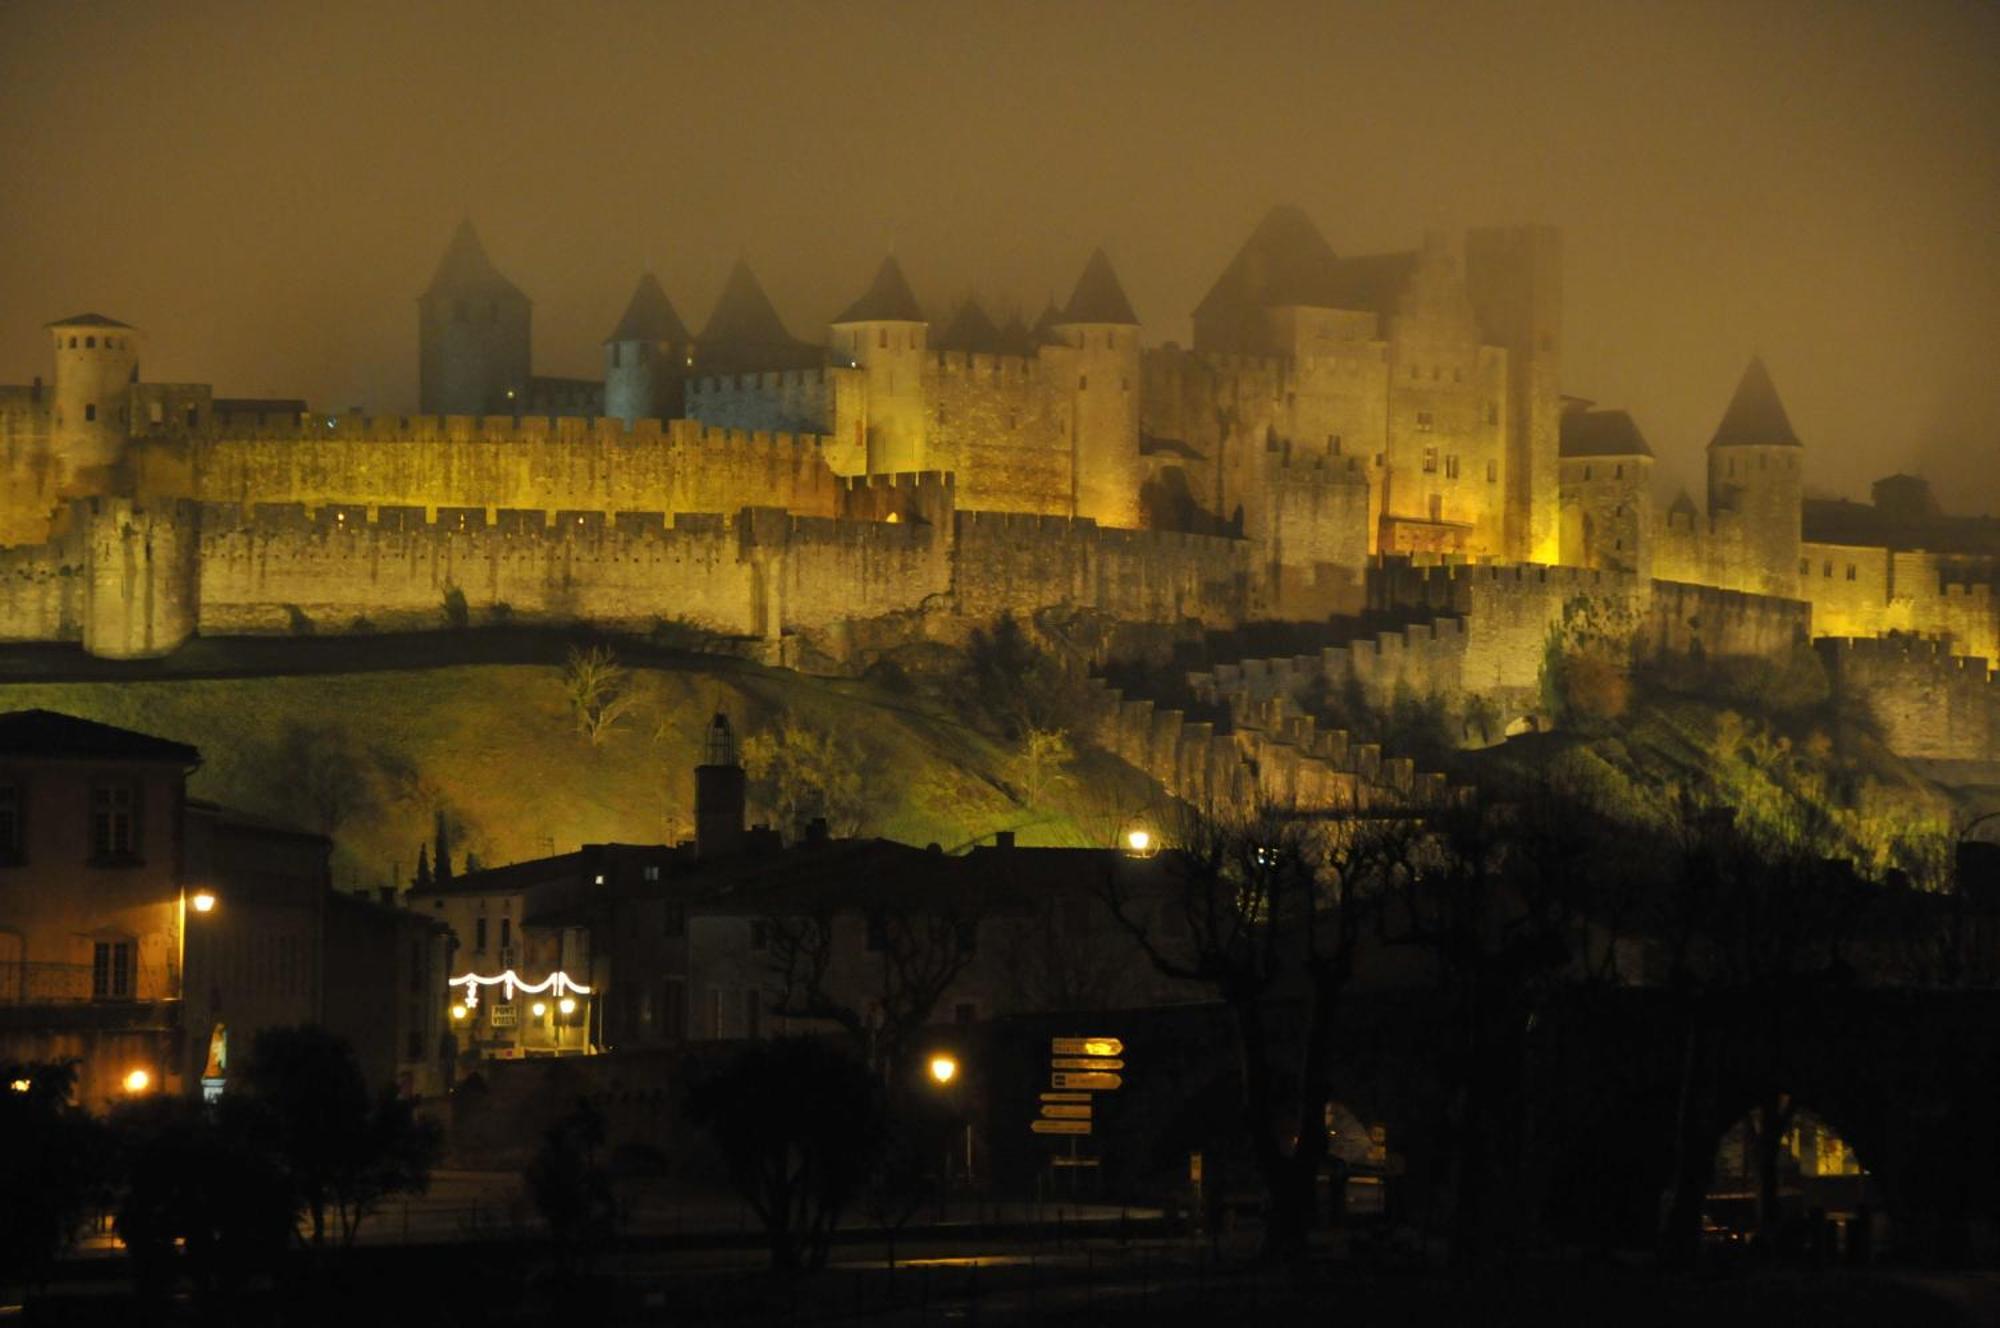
[0,209,1994,757]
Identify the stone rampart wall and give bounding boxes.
[1081,674,1454,814]
[1818,636,1998,761]
[124,416,844,522]
[190,500,952,643]
[0,528,83,644]
[953,512,1248,628]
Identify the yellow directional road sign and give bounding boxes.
[1051,1071,1122,1091]
[1050,1057,1124,1072]
[1041,1091,1093,1103]
[1050,1037,1124,1057]
[1040,1104,1092,1120]
[1031,1119,1092,1136]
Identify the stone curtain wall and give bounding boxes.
[126,416,846,523]
[952,512,1249,629]
[192,501,953,645]
[1819,636,1999,760]
[0,529,83,644]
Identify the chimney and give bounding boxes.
[994,830,1015,849]
[805,816,829,845]
[694,713,746,859]
[377,886,395,906]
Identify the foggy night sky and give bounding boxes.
[1,0,1994,510]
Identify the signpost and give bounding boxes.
[1032,1036,1126,1158]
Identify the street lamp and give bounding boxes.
[189,890,217,914]
[927,1052,972,1186]
[123,1068,152,1095]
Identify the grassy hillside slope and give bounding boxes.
[0,656,1155,889]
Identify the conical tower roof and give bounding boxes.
[996,312,1035,357]
[1060,249,1139,325]
[46,312,133,329]
[1194,205,1342,320]
[1030,298,1064,344]
[1710,356,1801,448]
[604,272,690,345]
[699,260,796,347]
[935,298,1004,353]
[423,219,526,302]
[835,256,925,323]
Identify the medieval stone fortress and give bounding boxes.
[1,207,1994,765]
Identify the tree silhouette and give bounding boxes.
[686,1038,884,1271]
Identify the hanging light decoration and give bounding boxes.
[447,969,591,1010]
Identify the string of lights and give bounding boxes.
[448,969,591,1009]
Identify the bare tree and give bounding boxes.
[1103,802,1414,1260]
[763,904,978,1086]
[562,644,636,746]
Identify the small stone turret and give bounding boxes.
[47,313,138,486]
[694,713,745,860]
[1706,356,1803,600]
[603,272,692,425]
[830,255,929,474]
[1050,249,1142,529]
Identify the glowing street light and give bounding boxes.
[557,997,577,1016]
[450,1004,468,1022]
[531,1001,547,1018]
[123,1068,152,1095]
[9,1078,29,1094]
[928,1053,958,1086]
[190,890,217,914]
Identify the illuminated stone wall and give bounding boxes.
[1819,635,1998,760]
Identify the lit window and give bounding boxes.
[1444,455,1460,480]
[1422,447,1438,474]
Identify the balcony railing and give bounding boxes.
[0,961,131,1004]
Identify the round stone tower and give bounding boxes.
[1706,356,1803,600]
[604,271,692,426]
[47,313,139,484]
[830,256,929,474]
[1051,249,1143,530]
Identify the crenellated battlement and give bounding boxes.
[930,349,1039,381]
[685,367,835,396]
